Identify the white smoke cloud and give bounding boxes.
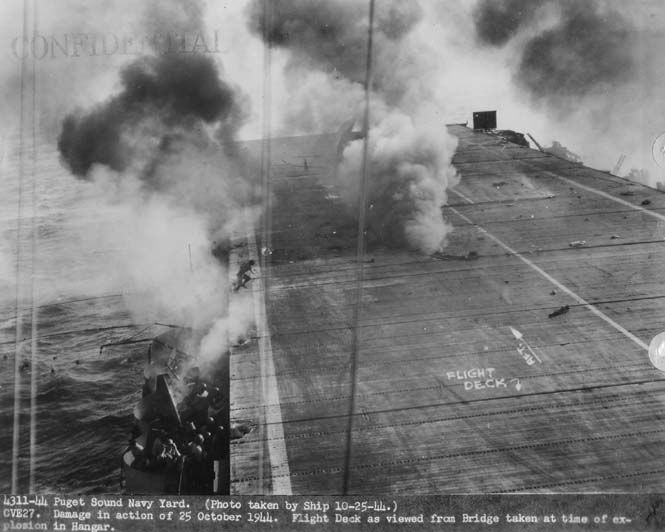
[279,71,365,136]
[197,295,255,370]
[245,0,461,254]
[338,108,459,254]
[0,0,265,373]
[88,172,227,330]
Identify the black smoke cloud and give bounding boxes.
[518,3,635,101]
[58,52,244,179]
[246,0,422,100]
[53,0,261,365]
[245,0,459,254]
[474,0,547,46]
[473,0,636,108]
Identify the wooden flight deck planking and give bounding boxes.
[230,125,665,494]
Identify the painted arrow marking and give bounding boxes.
[510,326,543,364]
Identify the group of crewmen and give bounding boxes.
[126,380,228,493]
[124,258,258,492]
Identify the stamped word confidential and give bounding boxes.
[11,31,223,60]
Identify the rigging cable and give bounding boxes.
[28,0,39,493]
[258,0,274,495]
[11,0,31,494]
[343,0,375,496]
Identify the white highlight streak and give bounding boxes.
[245,217,293,495]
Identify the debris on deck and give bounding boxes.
[548,305,571,318]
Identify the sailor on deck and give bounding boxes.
[234,259,256,290]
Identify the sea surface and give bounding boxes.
[0,134,157,494]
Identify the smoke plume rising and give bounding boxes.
[58,52,244,178]
[520,3,635,109]
[54,0,259,365]
[337,109,458,253]
[246,0,422,99]
[467,0,665,185]
[247,0,459,254]
[474,0,547,47]
[56,49,257,238]
[474,0,636,110]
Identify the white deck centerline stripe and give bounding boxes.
[538,168,665,223]
[445,192,648,351]
[245,217,293,494]
[450,187,475,205]
[448,188,473,204]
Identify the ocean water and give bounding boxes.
[0,135,155,494]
